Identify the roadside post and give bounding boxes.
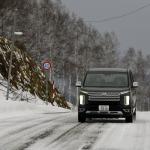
[42,60,51,105]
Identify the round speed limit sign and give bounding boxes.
[43,61,51,71]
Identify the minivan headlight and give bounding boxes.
[79,95,85,105]
[124,95,130,105]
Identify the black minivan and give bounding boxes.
[77,68,138,123]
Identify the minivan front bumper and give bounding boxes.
[78,104,132,118]
[86,110,123,118]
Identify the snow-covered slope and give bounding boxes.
[0,37,69,109]
[0,82,69,119]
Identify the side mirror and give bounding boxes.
[133,82,139,88]
[76,81,82,87]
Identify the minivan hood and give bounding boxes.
[81,87,130,93]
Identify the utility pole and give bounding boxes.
[36,8,40,65]
[6,9,17,100]
[69,64,72,104]
[49,44,53,82]
[49,40,52,82]
[62,49,65,94]
[6,9,23,100]
[75,30,79,108]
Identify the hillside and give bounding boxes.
[0,37,69,109]
[0,0,119,103]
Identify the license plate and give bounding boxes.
[99,105,109,111]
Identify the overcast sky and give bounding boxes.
[61,0,150,55]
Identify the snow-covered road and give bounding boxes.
[0,111,150,150]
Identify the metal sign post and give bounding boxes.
[42,60,51,105]
[45,72,49,105]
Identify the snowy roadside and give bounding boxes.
[0,84,70,119]
[0,100,70,119]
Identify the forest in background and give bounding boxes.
[0,0,150,110]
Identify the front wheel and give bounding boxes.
[78,112,86,123]
[133,109,136,120]
[126,115,133,123]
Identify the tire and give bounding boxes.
[78,112,86,123]
[133,109,136,120]
[126,115,133,123]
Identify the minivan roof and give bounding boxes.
[88,68,128,72]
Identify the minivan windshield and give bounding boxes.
[84,72,128,87]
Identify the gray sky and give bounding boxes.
[61,0,150,55]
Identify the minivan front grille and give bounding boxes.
[88,91,120,97]
[88,98,120,102]
[88,91,120,102]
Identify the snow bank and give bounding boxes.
[0,84,70,119]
